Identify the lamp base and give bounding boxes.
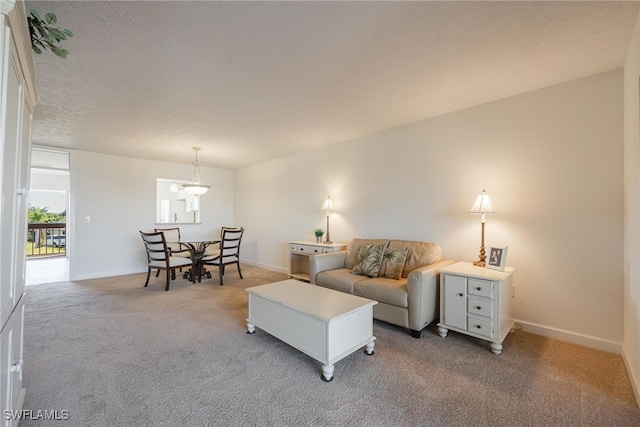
[473,260,486,267]
[324,239,333,244]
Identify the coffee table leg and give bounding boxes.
[246,321,255,334]
[321,364,334,382]
[364,341,375,355]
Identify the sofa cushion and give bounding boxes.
[316,268,367,294]
[378,246,408,280]
[352,243,386,277]
[345,239,390,270]
[388,240,442,278]
[354,278,408,308]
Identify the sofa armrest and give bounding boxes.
[406,259,457,332]
[308,250,347,284]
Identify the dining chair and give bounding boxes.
[154,227,190,277]
[140,231,193,291]
[202,227,244,285]
[202,226,237,258]
[154,227,190,257]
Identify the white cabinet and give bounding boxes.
[437,262,516,355]
[288,241,346,282]
[0,1,37,425]
[0,295,25,425]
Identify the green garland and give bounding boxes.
[27,9,73,58]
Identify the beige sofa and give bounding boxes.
[309,238,455,338]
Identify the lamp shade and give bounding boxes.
[321,196,333,212]
[468,189,497,214]
[182,147,210,196]
[183,184,210,196]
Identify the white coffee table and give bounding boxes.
[246,279,377,381]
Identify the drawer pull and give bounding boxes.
[458,293,464,297]
[475,306,482,310]
[476,287,482,291]
[300,248,304,251]
[475,325,482,329]
[314,249,319,253]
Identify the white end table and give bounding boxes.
[437,262,516,355]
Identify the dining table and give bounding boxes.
[170,239,220,283]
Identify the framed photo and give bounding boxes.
[486,245,508,271]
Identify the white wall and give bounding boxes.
[623,8,640,408]
[235,70,624,352]
[70,151,234,280]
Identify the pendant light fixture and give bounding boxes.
[182,147,210,196]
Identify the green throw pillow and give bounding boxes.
[378,247,408,280]
[352,243,386,278]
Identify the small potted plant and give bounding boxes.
[314,228,324,243]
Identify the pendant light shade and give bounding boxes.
[183,147,210,196]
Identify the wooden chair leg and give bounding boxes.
[219,264,224,286]
[145,268,151,287]
[237,262,243,279]
[155,270,160,277]
[165,269,171,291]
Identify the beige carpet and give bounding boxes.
[19,265,640,426]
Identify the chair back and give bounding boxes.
[140,231,170,266]
[220,227,244,261]
[154,227,182,253]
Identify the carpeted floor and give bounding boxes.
[19,265,640,426]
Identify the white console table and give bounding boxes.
[289,241,346,282]
[437,262,516,355]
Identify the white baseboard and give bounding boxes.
[514,319,622,355]
[622,346,640,409]
[240,259,288,275]
[74,267,145,281]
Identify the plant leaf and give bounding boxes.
[50,46,65,58]
[30,9,42,21]
[50,28,67,41]
[31,45,42,54]
[35,26,47,39]
[46,13,57,24]
[62,29,74,37]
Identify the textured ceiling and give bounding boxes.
[26,1,640,170]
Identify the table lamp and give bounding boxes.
[321,196,334,244]
[468,189,498,267]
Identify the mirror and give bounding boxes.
[156,179,201,224]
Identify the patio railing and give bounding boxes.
[27,223,66,257]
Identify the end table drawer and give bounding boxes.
[467,315,493,339]
[468,279,492,299]
[297,244,324,254]
[467,297,492,318]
